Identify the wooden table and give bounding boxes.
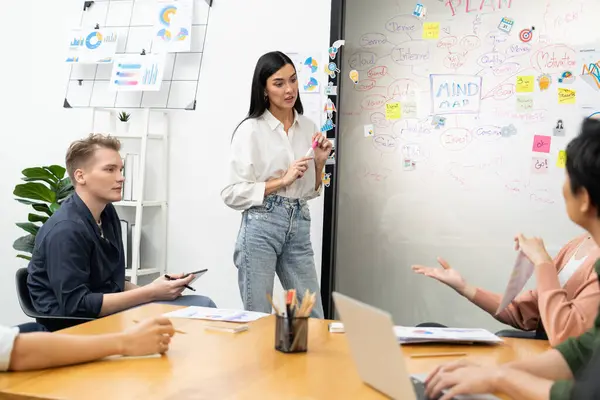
[0,304,550,400]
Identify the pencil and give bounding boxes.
[132,320,186,335]
[410,352,467,359]
[267,293,281,315]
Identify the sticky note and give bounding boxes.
[364,124,374,137]
[558,88,576,104]
[532,135,551,153]
[402,101,418,118]
[557,150,567,168]
[516,76,534,92]
[531,157,549,174]
[385,102,401,120]
[516,95,533,112]
[423,22,440,39]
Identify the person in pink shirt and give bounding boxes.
[412,234,600,346]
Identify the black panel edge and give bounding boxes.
[320,0,345,319]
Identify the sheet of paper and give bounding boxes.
[402,101,418,118]
[532,135,551,153]
[516,76,534,92]
[531,157,549,174]
[152,0,194,53]
[385,102,401,120]
[394,326,503,344]
[557,150,567,168]
[496,252,535,315]
[516,95,533,112]
[558,88,576,104]
[109,54,166,92]
[423,22,440,39]
[66,28,119,64]
[163,306,269,323]
[364,124,374,137]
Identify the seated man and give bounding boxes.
[424,118,600,400]
[1,317,175,371]
[412,233,600,345]
[27,133,215,328]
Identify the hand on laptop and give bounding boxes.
[425,362,500,400]
[149,274,195,300]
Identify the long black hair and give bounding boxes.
[232,51,304,139]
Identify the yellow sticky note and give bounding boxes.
[557,150,567,168]
[516,76,534,93]
[558,88,576,104]
[423,22,440,39]
[385,102,401,120]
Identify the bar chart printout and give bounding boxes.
[109,54,165,92]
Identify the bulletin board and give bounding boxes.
[64,0,210,110]
[332,0,600,329]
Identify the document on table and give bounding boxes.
[163,306,269,323]
[496,251,535,315]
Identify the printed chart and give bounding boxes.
[64,0,211,110]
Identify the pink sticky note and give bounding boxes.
[532,135,551,153]
[531,157,549,174]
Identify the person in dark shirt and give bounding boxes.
[27,133,215,323]
[423,118,600,400]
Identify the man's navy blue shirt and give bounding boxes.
[27,193,125,317]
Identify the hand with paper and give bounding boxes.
[514,234,553,266]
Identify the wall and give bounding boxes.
[0,0,331,326]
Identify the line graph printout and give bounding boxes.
[64,0,210,110]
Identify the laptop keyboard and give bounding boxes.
[411,377,452,400]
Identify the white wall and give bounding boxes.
[0,0,331,326]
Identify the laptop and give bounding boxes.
[332,292,500,400]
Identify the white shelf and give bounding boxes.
[114,200,167,207]
[126,267,161,277]
[114,133,164,140]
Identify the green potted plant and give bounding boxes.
[13,165,74,260]
[117,111,131,134]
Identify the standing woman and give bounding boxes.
[221,51,332,318]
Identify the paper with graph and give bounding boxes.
[109,54,166,92]
[152,0,194,53]
[496,252,535,314]
[66,28,119,64]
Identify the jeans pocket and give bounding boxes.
[248,201,274,219]
[300,205,311,221]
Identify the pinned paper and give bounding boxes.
[553,120,565,136]
[558,71,575,84]
[364,124,375,137]
[557,150,567,168]
[349,69,359,84]
[558,88,576,104]
[498,17,514,34]
[322,172,332,187]
[325,62,341,78]
[519,27,534,42]
[516,76,534,92]
[432,115,446,129]
[532,135,551,153]
[516,95,533,112]
[332,40,345,49]
[403,159,416,171]
[328,46,338,60]
[538,74,551,91]
[324,98,337,119]
[321,119,335,132]
[413,3,427,19]
[326,139,336,165]
[402,101,418,119]
[385,102,402,120]
[325,82,338,95]
[501,124,517,137]
[531,157,549,174]
[423,22,440,39]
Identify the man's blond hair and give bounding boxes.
[66,133,121,183]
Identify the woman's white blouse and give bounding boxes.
[221,110,322,211]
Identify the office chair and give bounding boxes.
[15,268,94,332]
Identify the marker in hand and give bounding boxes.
[305,139,318,158]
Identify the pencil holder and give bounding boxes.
[275,315,309,353]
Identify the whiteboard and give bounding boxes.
[334,0,600,331]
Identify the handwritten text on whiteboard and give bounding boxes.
[430,74,482,115]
